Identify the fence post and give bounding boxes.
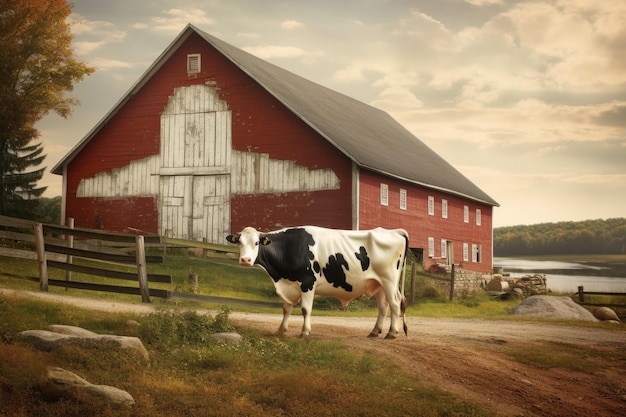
[449,264,456,301]
[136,235,151,303]
[578,285,585,303]
[34,223,48,292]
[65,218,74,290]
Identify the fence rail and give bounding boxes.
[574,285,626,308]
[0,215,170,303]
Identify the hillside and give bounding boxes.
[494,218,626,256]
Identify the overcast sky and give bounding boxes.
[37,0,626,227]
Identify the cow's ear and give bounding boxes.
[260,236,271,245]
[226,234,240,244]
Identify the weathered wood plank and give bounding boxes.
[47,260,172,283]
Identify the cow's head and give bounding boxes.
[226,227,271,266]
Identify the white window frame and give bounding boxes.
[428,196,434,216]
[471,243,482,263]
[441,239,447,259]
[442,199,448,219]
[476,209,482,226]
[463,205,469,223]
[399,189,407,210]
[187,53,201,74]
[428,237,435,258]
[380,183,389,206]
[463,243,469,262]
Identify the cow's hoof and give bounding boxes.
[367,332,379,338]
[384,333,397,340]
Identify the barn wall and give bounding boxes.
[64,32,353,236]
[358,170,494,273]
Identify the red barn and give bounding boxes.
[53,25,498,273]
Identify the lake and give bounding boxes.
[493,257,626,293]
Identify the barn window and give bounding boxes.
[400,189,407,210]
[380,183,389,206]
[187,53,201,74]
[472,244,482,263]
[463,243,469,262]
[476,209,482,226]
[440,239,447,258]
[442,199,448,219]
[463,205,469,223]
[428,237,435,257]
[427,196,434,216]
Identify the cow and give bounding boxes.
[226,226,409,339]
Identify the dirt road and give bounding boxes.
[3,289,625,417]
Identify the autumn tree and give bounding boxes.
[0,0,94,218]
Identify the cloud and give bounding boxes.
[564,174,626,186]
[281,20,304,30]
[146,8,215,33]
[69,15,126,55]
[88,57,135,71]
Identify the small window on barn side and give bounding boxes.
[187,54,201,74]
[442,199,448,219]
[476,209,482,226]
[463,243,469,262]
[472,244,482,263]
[380,183,389,206]
[441,239,447,258]
[400,189,407,210]
[428,237,435,258]
[428,196,434,216]
[463,205,469,223]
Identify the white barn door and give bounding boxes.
[159,85,231,243]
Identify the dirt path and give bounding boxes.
[3,289,626,417]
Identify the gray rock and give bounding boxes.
[210,332,243,344]
[509,295,598,321]
[593,307,621,322]
[17,326,149,360]
[41,367,134,409]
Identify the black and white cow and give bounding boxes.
[226,226,409,339]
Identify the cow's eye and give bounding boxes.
[255,241,259,246]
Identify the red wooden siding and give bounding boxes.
[65,32,353,234]
[358,170,493,273]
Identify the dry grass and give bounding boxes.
[0,295,491,417]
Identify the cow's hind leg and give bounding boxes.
[384,288,402,340]
[369,290,388,337]
[299,291,315,338]
[277,303,293,336]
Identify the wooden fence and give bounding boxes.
[0,215,170,302]
[574,285,626,308]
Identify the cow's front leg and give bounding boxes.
[277,302,293,336]
[299,291,315,337]
[369,290,388,337]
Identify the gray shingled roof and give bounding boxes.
[53,24,498,207]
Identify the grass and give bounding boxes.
[0,295,492,417]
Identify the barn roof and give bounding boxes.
[53,24,498,207]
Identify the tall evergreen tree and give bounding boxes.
[0,0,94,217]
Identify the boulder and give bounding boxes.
[210,332,243,344]
[17,326,149,360]
[41,367,134,409]
[509,296,598,321]
[593,307,621,322]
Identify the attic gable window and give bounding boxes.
[187,53,201,75]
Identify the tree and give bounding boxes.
[0,0,94,217]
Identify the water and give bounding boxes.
[493,257,626,293]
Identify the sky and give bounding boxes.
[36,0,626,227]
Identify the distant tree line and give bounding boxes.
[494,218,626,256]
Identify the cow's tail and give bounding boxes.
[400,230,409,337]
